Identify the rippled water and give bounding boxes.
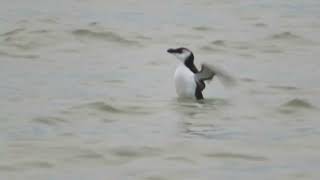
[1,0,320,179]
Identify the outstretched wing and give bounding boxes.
[195,63,236,87]
[195,64,215,82]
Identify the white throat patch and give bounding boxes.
[173,50,191,63]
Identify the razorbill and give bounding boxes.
[167,47,235,100]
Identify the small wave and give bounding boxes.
[202,98,231,107]
[29,29,51,34]
[212,40,255,51]
[281,98,316,109]
[211,40,226,46]
[72,101,152,115]
[72,29,139,45]
[254,23,268,27]
[269,85,299,91]
[38,18,59,24]
[136,35,152,40]
[166,156,195,164]
[3,32,55,50]
[0,165,19,172]
[261,48,283,54]
[75,149,105,160]
[103,79,125,84]
[32,116,67,126]
[87,102,124,113]
[199,45,224,53]
[241,77,256,83]
[174,33,203,39]
[88,22,99,26]
[205,152,268,161]
[0,50,39,59]
[257,43,283,54]
[145,175,168,180]
[193,26,212,31]
[109,146,160,158]
[270,31,302,40]
[19,161,54,169]
[0,28,25,37]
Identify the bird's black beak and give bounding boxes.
[167,48,175,54]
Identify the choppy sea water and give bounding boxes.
[1,0,320,179]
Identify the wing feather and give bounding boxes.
[195,63,236,87]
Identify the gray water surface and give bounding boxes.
[1,0,320,179]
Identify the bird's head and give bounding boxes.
[167,47,194,63]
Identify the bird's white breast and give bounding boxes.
[174,64,196,98]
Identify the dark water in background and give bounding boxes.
[1,0,320,179]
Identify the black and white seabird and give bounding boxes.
[167,47,235,100]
